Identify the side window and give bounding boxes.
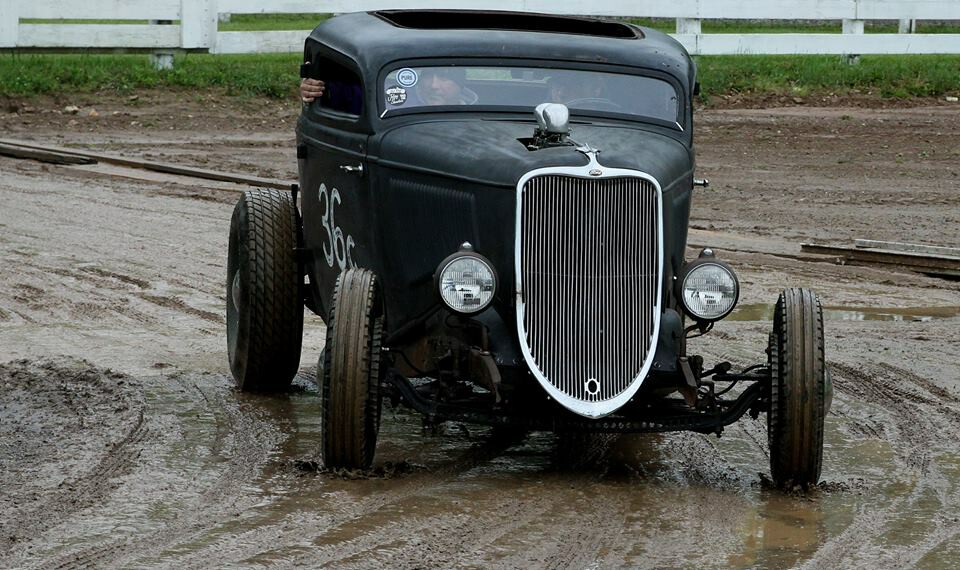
[313,57,363,117]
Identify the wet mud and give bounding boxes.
[2,99,960,568]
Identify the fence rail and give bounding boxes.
[2,0,960,55]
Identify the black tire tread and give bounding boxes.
[321,268,383,469]
[227,189,303,392]
[768,288,826,488]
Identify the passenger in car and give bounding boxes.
[301,66,477,108]
[548,72,607,104]
[300,76,324,103]
[300,62,363,115]
[415,68,478,106]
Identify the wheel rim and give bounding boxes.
[231,271,242,312]
[226,217,243,366]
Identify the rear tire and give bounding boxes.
[226,189,303,392]
[321,268,384,469]
[767,288,827,489]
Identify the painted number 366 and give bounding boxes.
[318,183,357,271]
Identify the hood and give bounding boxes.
[372,118,693,191]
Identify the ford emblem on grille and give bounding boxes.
[589,169,603,176]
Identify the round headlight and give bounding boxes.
[680,261,739,321]
[438,255,497,314]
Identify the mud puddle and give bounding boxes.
[7,355,960,568]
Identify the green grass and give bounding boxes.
[1,52,958,102]
[0,53,302,98]
[22,19,154,25]
[696,55,960,100]
[219,13,328,31]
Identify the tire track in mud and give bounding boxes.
[802,359,960,567]
[160,428,534,568]
[41,393,534,568]
[680,338,960,565]
[293,493,557,569]
[539,488,627,570]
[42,373,285,570]
[273,444,628,569]
[868,361,960,567]
[139,293,223,324]
[1,411,147,561]
[9,355,549,570]
[0,360,146,567]
[830,361,944,473]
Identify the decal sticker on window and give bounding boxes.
[396,68,418,87]
[385,86,407,105]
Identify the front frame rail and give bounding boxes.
[387,370,766,435]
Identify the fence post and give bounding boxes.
[676,18,702,35]
[0,1,18,48]
[676,18,701,54]
[181,0,219,51]
[898,19,916,34]
[841,18,864,64]
[150,20,175,70]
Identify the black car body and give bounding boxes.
[227,10,831,488]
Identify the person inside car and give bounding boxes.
[414,68,478,106]
[300,66,478,107]
[548,72,607,104]
[299,63,362,115]
[300,76,325,103]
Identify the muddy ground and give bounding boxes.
[1,93,959,568]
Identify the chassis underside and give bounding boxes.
[384,363,771,436]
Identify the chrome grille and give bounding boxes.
[517,173,661,414]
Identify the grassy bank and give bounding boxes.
[697,55,960,100]
[0,53,299,98]
[1,52,958,102]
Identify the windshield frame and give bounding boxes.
[375,58,687,131]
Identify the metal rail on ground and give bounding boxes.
[0,138,292,190]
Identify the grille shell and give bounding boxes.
[514,164,663,418]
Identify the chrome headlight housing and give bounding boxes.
[679,256,739,322]
[436,247,497,314]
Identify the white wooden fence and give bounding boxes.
[2,0,960,55]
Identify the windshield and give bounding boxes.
[382,65,680,124]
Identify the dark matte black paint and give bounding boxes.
[296,11,698,369]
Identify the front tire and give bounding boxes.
[321,268,384,469]
[768,288,827,489]
[226,189,303,392]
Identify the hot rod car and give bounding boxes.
[226,10,831,488]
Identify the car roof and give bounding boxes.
[307,11,695,93]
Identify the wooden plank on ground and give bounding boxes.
[0,139,291,190]
[854,239,960,258]
[801,243,960,272]
[0,143,97,165]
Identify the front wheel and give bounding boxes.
[767,288,828,489]
[320,268,384,470]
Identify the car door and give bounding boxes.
[297,53,370,321]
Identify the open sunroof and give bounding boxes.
[374,10,641,39]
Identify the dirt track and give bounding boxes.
[2,95,960,568]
